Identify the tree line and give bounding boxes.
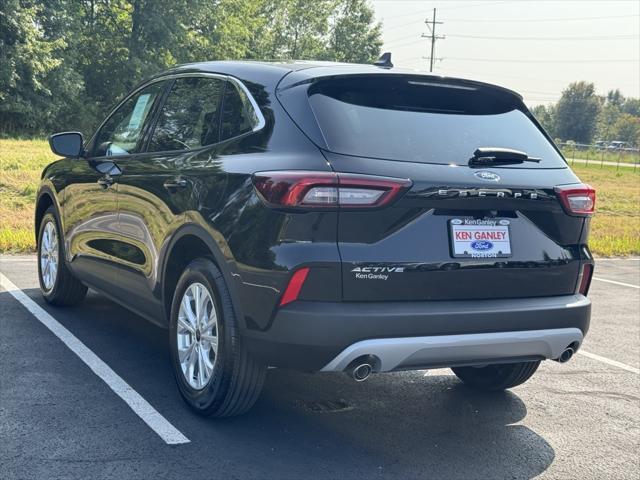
[532,82,640,147]
[2,1,638,147]
[1,0,382,137]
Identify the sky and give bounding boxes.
[371,0,640,105]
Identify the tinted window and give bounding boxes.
[220,82,260,141]
[306,76,565,168]
[92,82,166,157]
[149,77,225,152]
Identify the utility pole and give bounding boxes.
[421,8,444,72]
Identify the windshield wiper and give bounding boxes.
[469,147,541,166]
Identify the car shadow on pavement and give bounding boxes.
[3,288,555,479]
[206,369,556,479]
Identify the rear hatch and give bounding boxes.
[277,72,590,301]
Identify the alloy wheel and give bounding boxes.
[40,220,59,292]
[176,282,219,390]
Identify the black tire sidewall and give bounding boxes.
[169,258,237,412]
[37,209,63,300]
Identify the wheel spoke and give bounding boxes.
[201,335,218,354]
[187,342,198,381]
[181,294,197,328]
[201,309,217,332]
[43,227,50,251]
[200,345,214,376]
[196,344,206,388]
[193,285,202,326]
[179,340,195,363]
[178,317,195,334]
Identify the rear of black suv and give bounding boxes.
[245,70,593,388]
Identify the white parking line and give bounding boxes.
[578,350,640,375]
[592,276,640,289]
[0,273,190,445]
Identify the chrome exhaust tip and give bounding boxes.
[345,356,377,381]
[555,347,575,363]
[351,363,373,382]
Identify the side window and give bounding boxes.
[149,77,225,152]
[220,81,261,141]
[91,82,166,157]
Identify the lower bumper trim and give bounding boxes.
[320,328,583,372]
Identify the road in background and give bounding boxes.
[1,256,638,480]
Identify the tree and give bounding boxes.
[612,113,640,146]
[554,81,601,143]
[0,1,64,134]
[531,104,556,137]
[622,98,640,117]
[606,88,625,108]
[0,0,383,137]
[324,0,382,63]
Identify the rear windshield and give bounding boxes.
[306,76,565,167]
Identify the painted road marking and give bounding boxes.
[592,276,640,289]
[0,273,190,445]
[578,350,640,375]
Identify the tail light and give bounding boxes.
[555,184,596,216]
[279,267,310,306]
[577,263,594,295]
[252,171,412,209]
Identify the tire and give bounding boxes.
[451,361,541,391]
[169,257,266,417]
[37,207,87,306]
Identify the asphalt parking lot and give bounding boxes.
[1,256,638,480]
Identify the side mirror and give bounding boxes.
[49,132,84,158]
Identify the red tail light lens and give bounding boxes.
[279,267,310,306]
[578,263,593,295]
[252,171,412,209]
[555,184,596,216]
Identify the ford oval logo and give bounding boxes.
[471,240,493,251]
[474,170,501,182]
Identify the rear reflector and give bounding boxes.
[279,267,310,306]
[555,184,596,216]
[578,263,593,295]
[253,171,412,209]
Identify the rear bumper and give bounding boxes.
[321,328,583,372]
[243,294,591,371]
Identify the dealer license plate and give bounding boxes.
[449,218,512,258]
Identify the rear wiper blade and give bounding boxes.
[469,147,541,166]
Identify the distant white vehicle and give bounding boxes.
[607,141,630,150]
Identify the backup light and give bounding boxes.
[555,184,596,216]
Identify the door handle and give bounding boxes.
[97,175,115,189]
[163,178,188,191]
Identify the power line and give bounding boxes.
[445,57,639,64]
[421,8,444,72]
[378,1,508,21]
[443,13,640,23]
[446,33,638,41]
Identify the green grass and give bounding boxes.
[1,139,639,256]
[570,164,640,257]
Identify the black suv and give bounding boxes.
[37,60,594,417]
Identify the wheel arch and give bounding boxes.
[160,224,245,329]
[34,186,61,245]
